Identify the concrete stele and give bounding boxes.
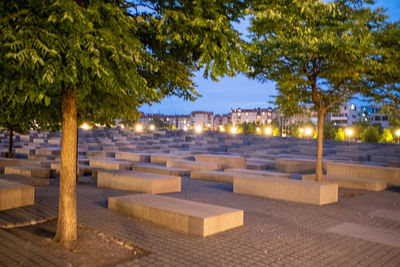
[108,194,243,237]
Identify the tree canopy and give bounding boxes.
[246,0,390,181]
[0,0,248,244]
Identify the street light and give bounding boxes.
[81,123,90,130]
[304,128,312,137]
[345,128,354,142]
[149,124,155,131]
[195,125,202,133]
[264,127,272,135]
[396,129,400,144]
[230,126,237,134]
[183,126,188,131]
[256,127,261,134]
[135,124,143,132]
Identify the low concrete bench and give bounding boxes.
[115,152,150,162]
[50,163,95,176]
[225,168,290,179]
[302,174,387,192]
[275,158,328,174]
[191,170,236,183]
[97,170,181,193]
[89,158,134,171]
[327,162,400,186]
[150,153,191,165]
[0,179,34,211]
[167,160,219,171]
[86,151,115,158]
[234,176,338,205]
[4,166,55,178]
[108,194,243,236]
[134,163,190,176]
[246,158,274,170]
[194,154,246,170]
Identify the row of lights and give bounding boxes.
[80,123,400,142]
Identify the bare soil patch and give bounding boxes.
[6,219,149,266]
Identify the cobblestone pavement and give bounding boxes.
[1,174,400,266]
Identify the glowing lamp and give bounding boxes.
[265,127,272,135]
[81,123,90,130]
[305,128,312,136]
[135,124,143,132]
[230,126,237,134]
[345,128,354,137]
[195,125,202,133]
[149,124,155,131]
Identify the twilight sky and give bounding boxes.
[140,0,400,115]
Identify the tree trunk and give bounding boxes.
[8,127,13,158]
[315,109,325,182]
[55,87,78,245]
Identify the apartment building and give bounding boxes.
[230,107,275,125]
[326,103,359,126]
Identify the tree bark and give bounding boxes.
[8,127,13,158]
[315,109,325,182]
[54,87,78,245]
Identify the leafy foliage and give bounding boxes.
[360,125,380,143]
[379,128,393,143]
[335,128,345,141]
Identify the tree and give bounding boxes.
[361,125,380,143]
[247,0,386,181]
[379,128,393,143]
[335,128,345,141]
[1,0,247,244]
[324,121,336,140]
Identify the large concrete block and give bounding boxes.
[115,152,150,162]
[302,174,387,191]
[167,160,219,171]
[134,163,190,176]
[150,153,191,165]
[97,170,181,193]
[225,168,290,179]
[275,158,327,174]
[194,154,247,170]
[89,158,134,171]
[0,179,34,211]
[191,170,236,183]
[234,176,338,205]
[4,166,55,178]
[108,194,243,236]
[327,162,400,186]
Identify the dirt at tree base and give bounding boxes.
[6,218,149,266]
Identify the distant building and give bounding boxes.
[213,114,231,130]
[164,115,190,129]
[189,111,214,129]
[360,105,390,128]
[230,107,275,125]
[326,103,359,127]
[139,113,166,126]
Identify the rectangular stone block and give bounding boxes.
[134,163,190,176]
[115,152,150,162]
[191,170,236,183]
[108,194,243,236]
[150,153,191,165]
[234,176,338,205]
[4,166,55,178]
[194,154,247,170]
[275,158,327,174]
[225,168,290,179]
[302,174,387,191]
[89,158,134,171]
[97,170,181,193]
[0,179,34,211]
[327,162,400,186]
[167,160,219,171]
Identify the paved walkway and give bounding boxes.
[1,174,400,266]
